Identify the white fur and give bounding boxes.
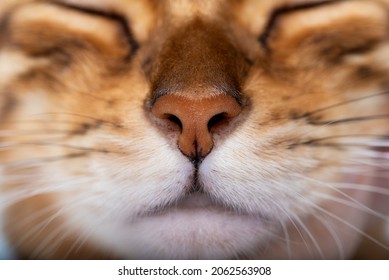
[54,116,322,259]
[0,0,387,260]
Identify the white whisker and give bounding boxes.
[311,191,388,221]
[331,182,389,196]
[316,214,345,259]
[292,174,386,217]
[288,210,325,259]
[294,194,389,251]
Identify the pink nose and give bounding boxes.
[151,94,242,160]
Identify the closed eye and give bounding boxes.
[51,2,139,58]
[259,0,341,50]
[4,2,139,61]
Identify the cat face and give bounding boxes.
[0,0,388,259]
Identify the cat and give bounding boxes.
[0,0,388,259]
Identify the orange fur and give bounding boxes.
[0,0,388,259]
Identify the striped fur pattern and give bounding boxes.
[0,0,388,259]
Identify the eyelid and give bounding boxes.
[258,0,339,50]
[8,2,138,57]
[51,2,139,53]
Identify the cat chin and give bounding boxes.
[108,207,273,259]
[66,193,274,259]
[84,173,375,259]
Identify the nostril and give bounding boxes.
[150,94,242,160]
[165,114,183,131]
[207,112,229,132]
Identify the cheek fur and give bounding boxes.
[0,0,388,260]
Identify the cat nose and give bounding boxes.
[151,94,242,161]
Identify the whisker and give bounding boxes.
[1,114,116,126]
[311,191,388,221]
[31,201,95,258]
[295,141,389,149]
[28,216,73,259]
[308,115,389,126]
[279,218,292,259]
[287,173,389,253]
[0,129,79,137]
[61,219,100,259]
[290,212,325,259]
[0,141,115,155]
[0,177,94,208]
[12,189,100,259]
[276,205,312,258]
[0,119,103,129]
[294,175,388,219]
[343,154,389,166]
[337,170,389,179]
[3,153,88,170]
[350,150,389,160]
[330,182,389,196]
[11,204,69,251]
[295,134,389,146]
[29,112,122,128]
[301,197,389,251]
[302,91,389,117]
[315,214,345,259]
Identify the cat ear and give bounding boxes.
[264,1,388,68]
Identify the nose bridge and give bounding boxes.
[149,18,244,101]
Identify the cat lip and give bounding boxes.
[142,192,257,218]
[173,193,215,209]
[143,193,218,216]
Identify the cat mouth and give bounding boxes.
[142,191,263,219]
[142,193,224,216]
